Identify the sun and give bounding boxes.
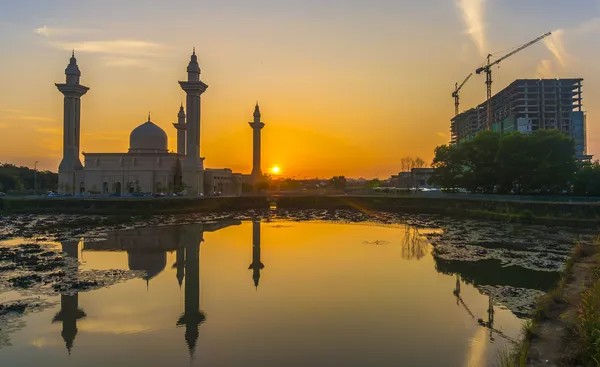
[271,165,281,174]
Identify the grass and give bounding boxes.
[496,242,595,366]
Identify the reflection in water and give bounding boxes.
[0,219,562,366]
[248,218,265,289]
[79,221,241,358]
[52,241,86,355]
[401,227,429,260]
[176,224,205,359]
[435,257,560,291]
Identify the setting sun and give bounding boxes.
[271,165,281,174]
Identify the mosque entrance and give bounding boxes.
[113,182,122,196]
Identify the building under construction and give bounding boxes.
[451,78,589,159]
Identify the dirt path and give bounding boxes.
[526,246,598,366]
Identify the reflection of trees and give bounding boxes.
[401,226,430,260]
[434,257,560,291]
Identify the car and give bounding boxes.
[0,192,5,197]
[153,192,166,197]
[47,192,57,197]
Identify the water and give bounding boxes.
[0,218,562,367]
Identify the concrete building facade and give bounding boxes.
[451,78,589,159]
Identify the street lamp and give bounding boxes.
[34,161,38,196]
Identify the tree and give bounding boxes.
[400,156,427,173]
[429,129,577,195]
[0,172,19,192]
[573,162,600,196]
[364,179,381,190]
[329,176,347,191]
[429,144,464,190]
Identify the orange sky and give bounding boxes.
[1,0,599,178]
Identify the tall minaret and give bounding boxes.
[249,103,265,184]
[173,104,187,155]
[56,52,89,194]
[179,49,208,195]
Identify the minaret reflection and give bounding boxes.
[176,224,205,359]
[52,240,86,355]
[248,218,265,289]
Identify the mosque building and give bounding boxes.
[55,50,260,196]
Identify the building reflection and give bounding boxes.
[52,240,86,355]
[81,220,240,359]
[176,224,205,358]
[248,218,265,289]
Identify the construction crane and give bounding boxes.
[476,31,552,129]
[452,73,473,116]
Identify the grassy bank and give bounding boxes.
[2,195,600,228]
[498,241,600,366]
[277,195,600,227]
[0,196,270,215]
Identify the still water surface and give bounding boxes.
[1,219,558,366]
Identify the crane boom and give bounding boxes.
[475,32,552,129]
[452,73,473,116]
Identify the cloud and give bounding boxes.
[535,59,555,78]
[52,40,164,57]
[456,0,487,57]
[18,115,54,122]
[83,130,130,141]
[34,126,61,135]
[436,132,448,139]
[101,56,151,68]
[543,30,568,67]
[34,25,95,37]
[4,109,23,114]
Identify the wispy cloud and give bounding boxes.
[2,109,54,122]
[436,132,448,139]
[535,59,554,78]
[83,130,130,141]
[456,0,487,57]
[19,115,54,122]
[53,40,164,57]
[34,126,61,135]
[101,56,151,68]
[34,25,96,37]
[543,30,568,67]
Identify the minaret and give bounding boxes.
[179,49,208,196]
[172,104,186,155]
[56,52,89,194]
[249,103,265,184]
[52,240,86,355]
[248,218,265,289]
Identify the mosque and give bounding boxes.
[56,50,265,196]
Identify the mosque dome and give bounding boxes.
[129,117,168,153]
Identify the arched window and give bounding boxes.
[79,182,85,193]
[103,182,109,194]
[128,182,134,194]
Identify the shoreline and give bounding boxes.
[2,195,600,228]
